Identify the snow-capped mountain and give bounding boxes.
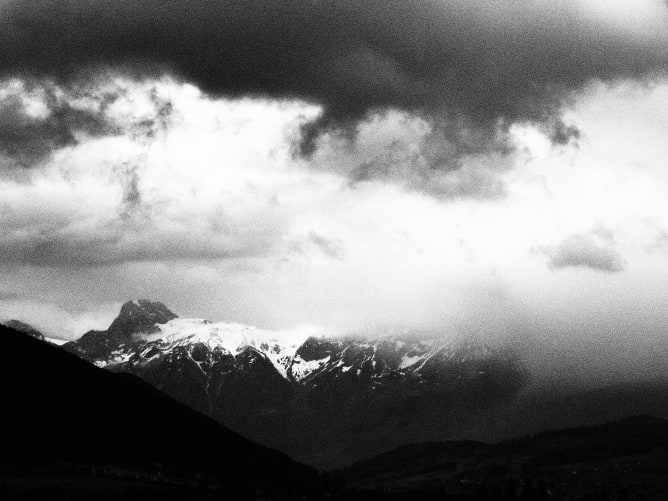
[62,300,529,467]
[127,317,310,379]
[65,299,177,360]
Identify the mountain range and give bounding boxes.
[58,299,529,467]
[5,303,668,499]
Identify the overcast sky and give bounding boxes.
[1,0,668,383]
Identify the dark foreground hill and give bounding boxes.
[0,324,316,500]
[343,415,668,500]
[1,319,45,340]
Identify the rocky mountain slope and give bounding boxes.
[62,300,529,467]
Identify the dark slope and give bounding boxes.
[1,319,45,340]
[344,440,487,484]
[0,324,316,490]
[483,380,668,441]
[343,416,668,500]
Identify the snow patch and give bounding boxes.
[44,336,69,346]
[399,354,424,369]
[290,355,330,381]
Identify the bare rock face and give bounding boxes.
[108,299,178,338]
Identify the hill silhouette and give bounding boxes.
[0,324,316,499]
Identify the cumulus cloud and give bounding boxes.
[0,80,313,267]
[541,227,626,272]
[308,110,510,199]
[0,77,182,170]
[1,0,667,156]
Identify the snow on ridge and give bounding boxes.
[135,318,317,378]
[114,318,496,380]
[45,336,69,346]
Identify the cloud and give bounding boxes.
[0,79,120,165]
[646,229,668,253]
[3,76,668,388]
[0,0,666,156]
[541,228,626,272]
[0,202,287,267]
[306,232,345,260]
[289,231,346,261]
[0,81,311,268]
[0,77,182,171]
[0,294,118,339]
[308,110,510,199]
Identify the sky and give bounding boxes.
[1,0,668,383]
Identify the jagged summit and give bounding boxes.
[108,299,178,338]
[63,299,178,360]
[1,319,45,340]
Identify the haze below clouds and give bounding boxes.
[1,1,668,387]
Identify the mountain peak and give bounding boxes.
[62,300,179,360]
[108,299,178,338]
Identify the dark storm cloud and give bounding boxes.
[0,82,119,164]
[542,229,626,273]
[1,0,667,155]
